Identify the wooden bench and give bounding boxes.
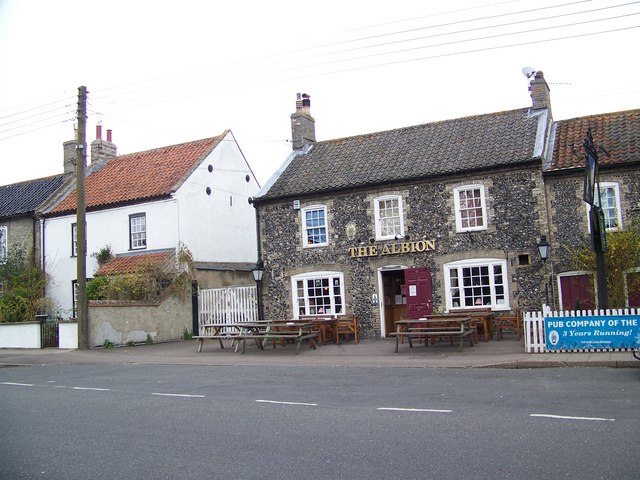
[391,318,475,353]
[448,308,494,341]
[194,322,268,353]
[261,322,318,354]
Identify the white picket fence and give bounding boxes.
[524,306,639,353]
[198,286,258,335]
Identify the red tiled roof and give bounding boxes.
[551,109,640,171]
[94,251,173,276]
[52,134,225,214]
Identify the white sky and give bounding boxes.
[1,0,639,187]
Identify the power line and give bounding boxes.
[87,15,640,116]
[0,118,73,142]
[88,0,598,105]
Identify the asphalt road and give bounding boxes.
[1,364,639,480]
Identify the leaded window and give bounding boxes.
[454,185,487,232]
[292,272,344,316]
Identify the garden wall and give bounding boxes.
[88,290,191,347]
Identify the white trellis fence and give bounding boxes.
[524,306,639,353]
[198,286,258,335]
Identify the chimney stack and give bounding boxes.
[529,71,551,111]
[290,92,316,150]
[63,140,77,177]
[90,125,117,164]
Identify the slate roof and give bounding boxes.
[0,174,65,219]
[257,108,540,201]
[50,134,226,215]
[94,251,174,276]
[550,108,640,171]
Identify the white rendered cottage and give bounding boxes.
[41,128,259,317]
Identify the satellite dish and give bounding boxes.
[522,67,536,79]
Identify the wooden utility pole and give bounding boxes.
[76,86,88,349]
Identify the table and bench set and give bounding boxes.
[390,307,521,353]
[193,314,359,355]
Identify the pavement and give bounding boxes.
[1,336,639,369]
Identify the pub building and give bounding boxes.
[251,75,640,338]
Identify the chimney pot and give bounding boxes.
[96,124,102,140]
[529,70,551,111]
[290,92,316,150]
[106,129,112,142]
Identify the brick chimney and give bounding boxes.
[529,71,551,111]
[63,140,77,177]
[90,124,117,164]
[290,93,315,150]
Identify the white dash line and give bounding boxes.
[1,382,34,387]
[256,399,318,406]
[378,407,452,413]
[530,413,615,422]
[152,393,205,398]
[72,387,111,391]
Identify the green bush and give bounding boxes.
[0,292,30,323]
[0,246,50,322]
[86,276,109,300]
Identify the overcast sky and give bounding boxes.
[1,0,639,187]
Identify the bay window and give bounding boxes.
[445,258,509,310]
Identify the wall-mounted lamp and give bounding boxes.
[537,236,550,263]
[251,261,265,319]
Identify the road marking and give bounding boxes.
[378,407,452,413]
[1,382,34,387]
[72,387,111,391]
[530,413,615,422]
[152,393,205,398]
[256,399,318,406]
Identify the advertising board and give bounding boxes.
[545,315,640,350]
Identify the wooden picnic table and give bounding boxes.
[298,316,337,345]
[194,320,318,354]
[390,317,475,353]
[262,321,318,353]
[447,308,495,341]
[193,321,268,353]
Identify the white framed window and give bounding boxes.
[587,182,622,231]
[71,223,77,257]
[444,258,509,310]
[291,272,345,317]
[72,280,78,319]
[374,195,404,240]
[0,225,7,264]
[302,205,328,247]
[454,185,487,232]
[129,213,147,250]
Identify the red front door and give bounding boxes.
[404,268,433,319]
[560,274,595,311]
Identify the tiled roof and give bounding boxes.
[258,108,540,200]
[51,134,225,214]
[550,108,640,171]
[94,251,174,276]
[0,174,65,218]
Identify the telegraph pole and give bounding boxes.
[76,86,88,349]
